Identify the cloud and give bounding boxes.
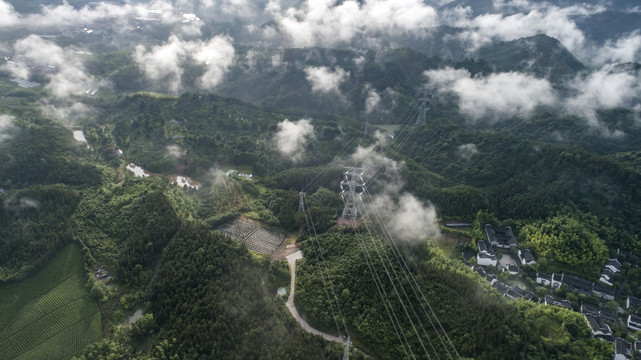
[0,0,20,27]
[349,135,440,242]
[0,114,16,144]
[192,36,236,89]
[274,118,315,163]
[3,196,39,212]
[593,31,641,64]
[425,67,556,120]
[565,66,640,134]
[38,101,94,128]
[21,0,178,28]
[457,143,478,160]
[304,66,349,94]
[133,35,235,93]
[443,3,602,55]
[166,144,185,158]
[371,192,441,243]
[364,87,381,114]
[269,0,438,47]
[1,35,103,98]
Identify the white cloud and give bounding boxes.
[457,143,478,160]
[1,35,103,98]
[594,31,641,64]
[0,0,20,27]
[274,118,315,163]
[565,66,640,133]
[166,144,185,158]
[270,0,438,47]
[365,87,381,114]
[133,35,235,93]
[0,114,15,144]
[443,3,603,55]
[134,35,187,93]
[305,66,349,94]
[425,67,556,120]
[372,192,441,243]
[349,136,440,242]
[192,36,235,89]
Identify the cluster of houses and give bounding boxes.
[475,224,535,271]
[474,266,534,301]
[464,224,641,359]
[536,271,616,301]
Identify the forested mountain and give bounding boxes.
[0,0,640,359]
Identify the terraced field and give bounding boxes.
[0,244,103,360]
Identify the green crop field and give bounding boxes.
[0,244,103,360]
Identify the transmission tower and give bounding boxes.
[298,190,305,212]
[415,88,432,126]
[341,167,365,223]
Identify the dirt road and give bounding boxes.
[285,251,345,344]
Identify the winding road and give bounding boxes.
[285,250,345,344]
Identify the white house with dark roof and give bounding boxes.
[506,264,519,275]
[585,314,614,342]
[615,338,633,360]
[600,268,614,286]
[563,273,593,296]
[484,224,517,249]
[536,272,552,286]
[518,249,536,266]
[476,240,497,267]
[605,259,622,273]
[593,284,615,301]
[544,295,572,310]
[628,314,641,332]
[627,296,641,311]
[552,273,563,288]
[505,286,534,301]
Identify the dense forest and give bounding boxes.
[1,0,641,358]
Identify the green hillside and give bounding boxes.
[0,244,102,360]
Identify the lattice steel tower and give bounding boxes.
[415,88,432,126]
[341,167,365,222]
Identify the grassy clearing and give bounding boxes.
[0,244,103,360]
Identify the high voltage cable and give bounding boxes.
[301,195,351,339]
[355,199,437,360]
[360,189,460,360]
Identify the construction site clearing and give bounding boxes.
[216,217,288,255]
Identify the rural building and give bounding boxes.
[627,296,641,311]
[627,314,641,332]
[518,249,536,265]
[581,303,616,323]
[552,273,563,288]
[563,273,593,296]
[605,259,622,273]
[505,264,519,275]
[585,314,614,342]
[484,224,517,249]
[476,240,497,267]
[536,272,552,286]
[614,338,632,360]
[593,284,615,301]
[600,269,615,286]
[544,295,572,310]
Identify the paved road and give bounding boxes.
[285,251,345,344]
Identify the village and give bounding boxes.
[461,223,641,359]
